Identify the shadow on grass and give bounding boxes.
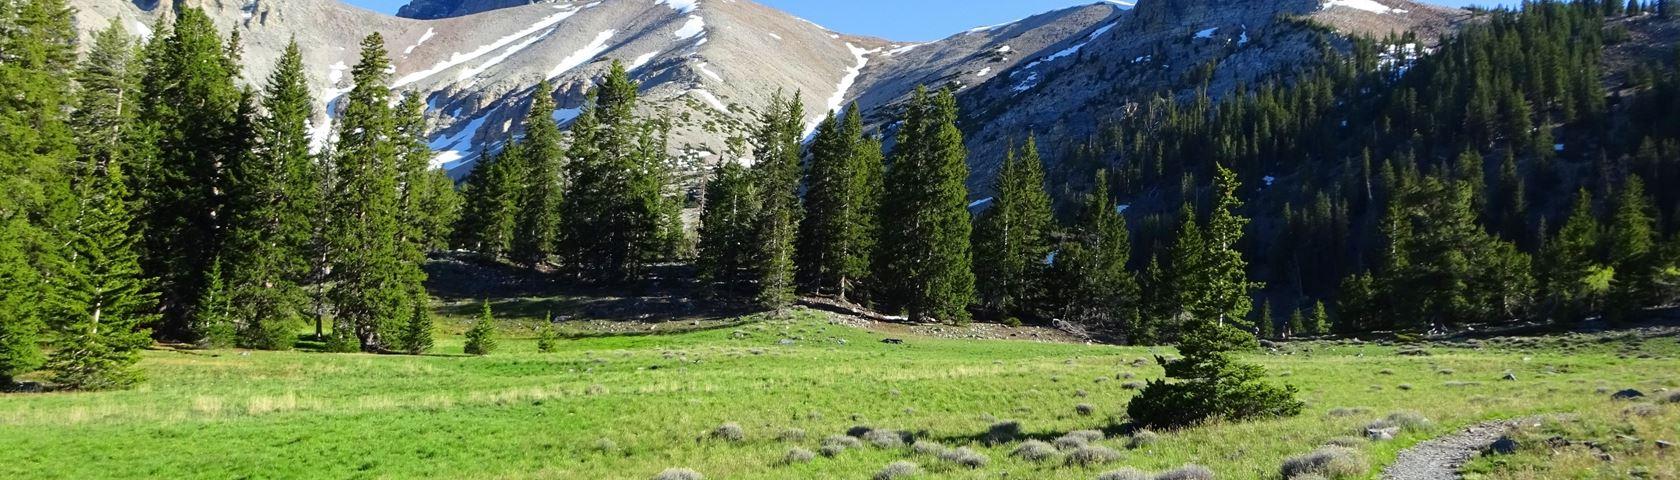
[424,252,761,326]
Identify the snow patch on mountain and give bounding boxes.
[548,29,617,80]
[404,28,436,55]
[1321,0,1402,14]
[460,26,557,81]
[688,89,728,113]
[657,0,699,14]
[629,51,659,70]
[1195,27,1219,38]
[395,5,582,88]
[674,16,706,39]
[1011,22,1118,92]
[808,43,874,137]
[430,112,491,171]
[696,61,722,82]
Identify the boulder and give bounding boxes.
[1611,389,1646,400]
[1487,436,1519,455]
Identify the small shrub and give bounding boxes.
[847,425,875,437]
[910,440,946,455]
[862,429,904,448]
[1659,391,1680,404]
[1154,464,1215,480]
[1126,321,1303,429]
[782,448,815,464]
[1122,381,1145,390]
[1623,403,1659,417]
[937,446,989,468]
[822,435,862,449]
[652,468,702,480]
[464,301,498,355]
[1004,317,1022,327]
[593,438,618,452]
[1066,445,1122,466]
[1096,468,1151,480]
[1280,446,1367,479]
[1397,384,1414,391]
[874,461,918,480]
[1066,429,1106,442]
[819,444,846,457]
[1127,430,1160,449]
[1366,411,1430,433]
[777,428,806,442]
[1011,440,1058,462]
[712,422,745,442]
[1052,434,1089,450]
[1327,407,1370,418]
[983,420,1022,445]
[1076,403,1096,416]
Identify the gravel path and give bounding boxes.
[1382,417,1538,480]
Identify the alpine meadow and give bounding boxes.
[4,0,1680,479]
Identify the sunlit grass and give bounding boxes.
[1,309,1675,479]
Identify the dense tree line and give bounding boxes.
[1053,0,1680,337]
[0,4,461,389]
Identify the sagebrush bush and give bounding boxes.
[910,440,945,455]
[1052,434,1089,450]
[1662,391,1680,404]
[937,446,989,468]
[1153,464,1215,480]
[862,429,904,448]
[1012,440,1058,461]
[652,468,702,480]
[1076,403,1095,416]
[782,448,814,464]
[1280,446,1367,479]
[1323,436,1364,448]
[1366,412,1430,433]
[822,435,862,448]
[1127,430,1160,449]
[1623,403,1659,417]
[1327,407,1370,418]
[819,444,846,457]
[777,428,805,442]
[874,461,918,480]
[1066,445,1122,466]
[711,422,744,442]
[593,438,618,452]
[1096,468,1150,480]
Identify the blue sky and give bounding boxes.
[344,0,1513,42]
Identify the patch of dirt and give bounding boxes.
[805,298,1088,344]
[1382,416,1548,480]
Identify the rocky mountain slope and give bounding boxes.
[66,0,1468,192]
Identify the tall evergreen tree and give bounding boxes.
[510,82,565,266]
[324,34,409,352]
[559,62,674,281]
[1538,190,1606,322]
[398,295,434,355]
[453,145,520,257]
[751,92,804,310]
[0,0,79,386]
[42,161,155,390]
[1051,170,1141,338]
[223,41,317,350]
[1192,165,1256,326]
[71,21,139,185]
[695,159,761,299]
[796,105,881,302]
[876,87,975,323]
[132,8,245,342]
[1606,178,1658,322]
[974,137,1055,318]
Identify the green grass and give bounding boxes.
[1,309,1676,479]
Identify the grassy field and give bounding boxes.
[2,308,1677,479]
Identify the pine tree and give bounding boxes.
[0,0,80,387]
[1307,301,1329,336]
[559,62,673,281]
[1194,165,1256,325]
[751,92,804,310]
[1254,299,1275,340]
[453,146,520,256]
[1538,190,1605,322]
[1052,170,1140,337]
[325,34,408,352]
[510,82,565,267]
[1287,308,1305,338]
[876,87,975,323]
[1606,178,1658,322]
[464,300,497,356]
[796,105,881,301]
[71,21,139,185]
[132,8,246,342]
[536,322,557,353]
[1166,204,1205,327]
[393,94,458,255]
[191,259,234,348]
[223,41,316,350]
[398,295,434,355]
[695,159,761,298]
[974,137,1055,318]
[42,161,155,390]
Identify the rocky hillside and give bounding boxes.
[65,0,1469,193]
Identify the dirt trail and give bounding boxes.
[1382,417,1542,480]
